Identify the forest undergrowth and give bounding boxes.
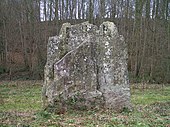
[0,81,170,127]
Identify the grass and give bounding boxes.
[131,86,170,105]
[0,81,41,112]
[0,81,170,127]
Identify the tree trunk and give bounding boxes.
[3,20,8,67]
[44,0,47,21]
[89,0,93,23]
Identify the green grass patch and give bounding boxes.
[0,82,170,126]
[131,86,170,105]
[0,81,42,112]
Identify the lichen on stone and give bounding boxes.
[43,21,131,113]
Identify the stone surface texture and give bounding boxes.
[42,21,131,112]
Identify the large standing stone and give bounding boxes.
[42,21,131,113]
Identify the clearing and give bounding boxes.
[0,81,170,127]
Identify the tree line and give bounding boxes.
[0,0,170,83]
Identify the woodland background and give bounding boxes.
[0,0,170,83]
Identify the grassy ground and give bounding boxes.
[0,81,170,127]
